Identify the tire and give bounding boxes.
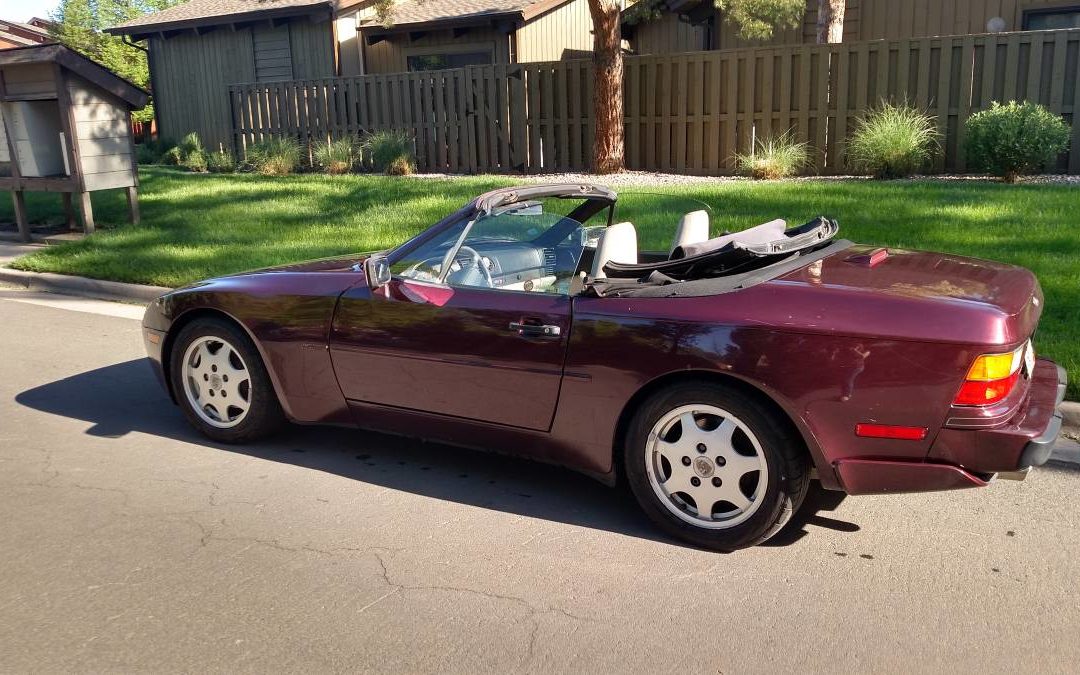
[169,317,284,443]
[623,382,810,551]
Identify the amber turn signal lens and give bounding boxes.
[965,349,1022,381]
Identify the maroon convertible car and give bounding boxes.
[143,184,1065,550]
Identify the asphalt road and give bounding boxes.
[1,289,1079,674]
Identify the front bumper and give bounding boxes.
[143,326,171,399]
[928,358,1066,473]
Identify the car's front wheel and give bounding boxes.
[624,382,810,551]
[169,317,283,443]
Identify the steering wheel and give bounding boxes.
[447,245,494,288]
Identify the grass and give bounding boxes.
[5,167,1079,396]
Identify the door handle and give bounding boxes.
[509,321,561,338]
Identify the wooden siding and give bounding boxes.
[290,19,336,79]
[230,29,1080,175]
[516,0,595,62]
[631,0,1073,54]
[2,63,56,98]
[363,27,512,74]
[148,18,334,149]
[254,25,294,82]
[68,74,136,191]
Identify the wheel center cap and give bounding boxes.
[210,374,223,389]
[693,456,714,478]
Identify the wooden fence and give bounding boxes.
[229,28,1080,175]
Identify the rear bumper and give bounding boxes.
[928,358,1065,473]
[836,358,1065,495]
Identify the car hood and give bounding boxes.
[227,253,372,277]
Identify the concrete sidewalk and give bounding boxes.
[0,241,43,265]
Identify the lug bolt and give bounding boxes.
[223,375,229,383]
[212,365,218,373]
[203,374,209,381]
[681,456,691,466]
[696,443,707,453]
[716,456,726,466]
[690,477,701,487]
[712,477,722,487]
[209,390,215,397]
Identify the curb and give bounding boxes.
[1050,436,1080,466]
[0,267,171,304]
[1060,401,1080,429]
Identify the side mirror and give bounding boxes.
[365,254,392,289]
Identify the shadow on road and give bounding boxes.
[16,358,859,550]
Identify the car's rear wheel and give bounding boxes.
[624,382,810,551]
[169,317,283,443]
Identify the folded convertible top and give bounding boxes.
[583,217,847,299]
[602,216,839,280]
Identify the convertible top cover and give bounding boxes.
[584,217,850,299]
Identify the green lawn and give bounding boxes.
[5,167,1079,396]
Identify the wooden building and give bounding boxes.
[106,0,598,150]
[626,0,1080,54]
[0,44,148,241]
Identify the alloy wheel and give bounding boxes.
[181,335,252,429]
[645,404,769,529]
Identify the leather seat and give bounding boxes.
[670,210,710,257]
[590,221,637,279]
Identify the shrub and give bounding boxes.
[207,149,236,173]
[313,137,358,174]
[364,130,415,175]
[735,131,809,179]
[847,101,939,178]
[246,137,302,176]
[170,132,208,172]
[965,101,1071,182]
[135,138,175,165]
[136,144,160,165]
[163,145,183,165]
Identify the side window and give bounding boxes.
[391,220,468,284]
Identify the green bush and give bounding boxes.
[313,137,359,174]
[364,130,415,175]
[965,101,1071,182]
[735,131,809,179]
[169,132,208,172]
[847,102,939,178]
[207,149,236,174]
[135,138,175,165]
[163,146,183,165]
[246,137,302,176]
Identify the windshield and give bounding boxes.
[392,197,597,295]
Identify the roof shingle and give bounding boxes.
[110,0,330,33]
[363,0,550,27]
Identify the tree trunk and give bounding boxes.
[588,0,624,174]
[816,0,846,43]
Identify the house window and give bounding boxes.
[407,51,492,72]
[1023,7,1080,30]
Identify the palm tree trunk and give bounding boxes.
[588,0,624,174]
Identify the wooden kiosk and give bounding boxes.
[0,43,148,241]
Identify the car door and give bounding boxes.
[328,208,580,432]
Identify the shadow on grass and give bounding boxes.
[16,358,860,552]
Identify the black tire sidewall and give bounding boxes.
[169,317,283,443]
[624,383,807,551]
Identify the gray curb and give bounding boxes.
[0,267,171,304]
[1060,401,1080,429]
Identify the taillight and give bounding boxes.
[953,344,1027,406]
